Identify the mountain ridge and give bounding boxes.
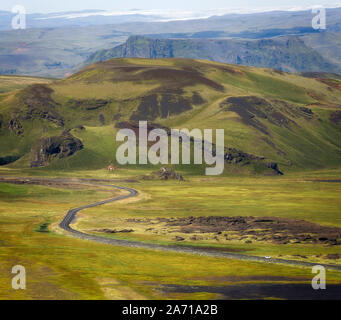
[86,35,340,73]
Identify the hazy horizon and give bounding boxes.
[1,0,341,16]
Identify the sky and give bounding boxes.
[1,0,341,14]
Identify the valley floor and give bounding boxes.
[0,168,340,300]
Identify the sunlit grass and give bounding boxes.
[0,170,341,299]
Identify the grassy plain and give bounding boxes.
[0,167,340,300]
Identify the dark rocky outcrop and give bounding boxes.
[163,216,341,245]
[299,107,314,116]
[224,148,265,164]
[30,131,83,167]
[66,99,110,111]
[157,168,184,181]
[18,84,64,126]
[224,148,283,175]
[8,118,24,136]
[173,236,185,242]
[265,162,284,175]
[130,91,206,121]
[0,155,21,166]
[96,229,134,234]
[220,96,296,135]
[74,125,86,130]
[330,111,341,126]
[115,121,171,136]
[144,167,184,181]
[99,114,105,125]
[325,254,341,260]
[130,94,191,121]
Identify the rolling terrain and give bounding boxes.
[0,75,52,93]
[0,60,341,299]
[0,58,341,174]
[0,5,341,301]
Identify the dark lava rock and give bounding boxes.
[0,155,21,166]
[220,96,296,134]
[130,93,193,121]
[8,118,24,136]
[299,107,314,115]
[174,236,185,241]
[224,148,283,175]
[75,125,86,130]
[99,229,134,234]
[18,84,64,126]
[330,111,341,126]
[153,167,184,181]
[224,148,265,164]
[99,114,105,125]
[164,216,341,246]
[66,99,110,111]
[192,92,206,105]
[30,131,83,167]
[119,229,134,233]
[115,121,171,137]
[99,229,117,234]
[265,162,284,175]
[325,254,341,260]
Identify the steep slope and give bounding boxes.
[0,58,341,173]
[86,36,339,73]
[301,32,341,69]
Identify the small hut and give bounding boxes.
[107,165,116,172]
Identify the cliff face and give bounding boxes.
[86,36,338,73]
[30,131,83,168]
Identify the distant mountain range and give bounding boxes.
[0,9,169,31]
[86,34,341,73]
[0,7,340,77]
[1,7,341,32]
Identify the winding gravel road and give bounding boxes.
[58,180,341,272]
[1,176,340,271]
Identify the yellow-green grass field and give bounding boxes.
[0,167,341,300]
[0,76,53,94]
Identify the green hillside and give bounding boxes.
[0,75,53,93]
[0,58,341,174]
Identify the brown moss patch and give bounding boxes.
[127,216,341,246]
[330,111,341,126]
[16,84,64,126]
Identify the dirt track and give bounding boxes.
[1,176,341,272]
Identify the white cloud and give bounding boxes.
[35,5,341,22]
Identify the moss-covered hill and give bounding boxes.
[0,58,340,174]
